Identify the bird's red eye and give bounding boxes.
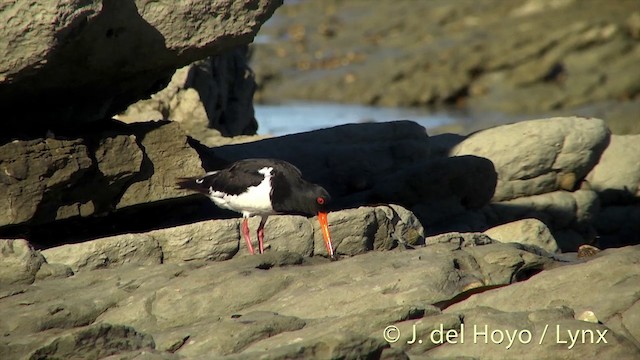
[316,197,325,205]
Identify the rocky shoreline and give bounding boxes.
[250,0,640,135]
[2,1,639,359]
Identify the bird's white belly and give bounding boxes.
[208,167,275,217]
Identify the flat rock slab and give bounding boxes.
[1,240,555,359]
[41,205,426,270]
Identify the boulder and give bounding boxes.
[452,117,610,201]
[586,134,640,204]
[369,155,497,229]
[0,239,45,286]
[484,218,560,254]
[213,120,431,198]
[116,48,261,142]
[489,189,599,251]
[1,0,282,127]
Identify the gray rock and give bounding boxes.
[0,121,203,229]
[213,121,431,198]
[429,245,640,359]
[369,155,497,228]
[35,262,74,281]
[594,205,640,248]
[484,218,560,254]
[149,218,240,262]
[452,117,610,202]
[1,0,282,126]
[117,48,260,140]
[0,139,93,226]
[1,240,555,359]
[116,121,205,209]
[42,234,163,272]
[0,239,45,286]
[425,232,494,248]
[94,134,144,184]
[489,189,599,251]
[27,323,155,360]
[586,134,640,204]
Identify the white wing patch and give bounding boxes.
[208,166,275,217]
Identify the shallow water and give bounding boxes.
[254,101,465,136]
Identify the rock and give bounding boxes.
[0,121,203,232]
[42,234,163,272]
[28,323,155,360]
[116,121,204,209]
[312,205,425,256]
[1,0,282,127]
[452,117,610,201]
[484,218,560,254]
[586,134,640,204]
[213,121,431,198]
[116,48,260,142]
[594,205,640,248]
[426,306,639,359]
[430,246,640,359]
[251,0,639,127]
[0,239,45,286]
[369,155,497,229]
[94,134,144,184]
[0,138,93,226]
[425,232,494,248]
[148,218,240,262]
[35,262,74,281]
[1,240,557,359]
[39,205,425,268]
[489,189,600,251]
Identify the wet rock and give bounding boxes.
[484,218,560,254]
[452,117,610,202]
[0,239,45,286]
[586,134,640,205]
[1,0,282,127]
[42,234,163,272]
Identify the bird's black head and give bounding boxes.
[310,186,331,214]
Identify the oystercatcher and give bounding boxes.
[176,158,335,257]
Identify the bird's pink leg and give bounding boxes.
[241,217,255,255]
[257,216,268,254]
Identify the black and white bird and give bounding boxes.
[176,158,335,257]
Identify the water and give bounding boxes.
[254,101,461,136]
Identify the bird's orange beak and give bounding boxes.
[317,212,334,258]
